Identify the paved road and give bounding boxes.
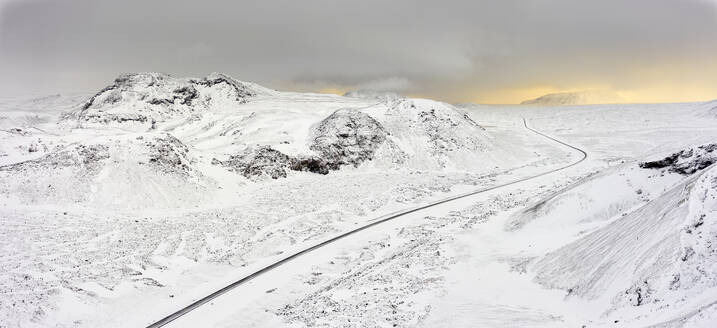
[146,117,588,328]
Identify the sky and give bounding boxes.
[0,0,716,104]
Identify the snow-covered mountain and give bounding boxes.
[66,72,275,130]
[66,73,502,174]
[521,90,624,106]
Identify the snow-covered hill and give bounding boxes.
[66,72,275,131]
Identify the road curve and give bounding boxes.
[146,117,587,328]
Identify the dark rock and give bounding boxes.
[172,85,198,105]
[145,134,194,175]
[147,98,173,106]
[290,157,330,175]
[639,144,717,175]
[214,146,332,179]
[213,146,293,179]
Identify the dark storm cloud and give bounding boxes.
[0,0,716,102]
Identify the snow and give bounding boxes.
[2,75,717,327]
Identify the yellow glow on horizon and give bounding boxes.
[304,60,717,105]
[617,85,717,104]
[465,85,717,105]
[317,87,347,95]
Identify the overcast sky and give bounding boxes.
[1,0,716,103]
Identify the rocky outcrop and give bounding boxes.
[639,144,717,175]
[213,146,331,179]
[290,157,330,175]
[0,133,196,176]
[309,109,389,169]
[144,134,195,175]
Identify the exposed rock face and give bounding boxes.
[640,144,717,175]
[213,146,331,179]
[145,134,195,175]
[69,72,260,129]
[309,109,389,169]
[290,157,330,175]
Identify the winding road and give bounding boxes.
[146,117,588,328]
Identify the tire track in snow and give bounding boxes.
[146,117,587,328]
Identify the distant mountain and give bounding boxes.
[521,90,624,105]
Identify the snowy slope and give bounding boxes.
[503,143,717,326]
[0,132,214,210]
